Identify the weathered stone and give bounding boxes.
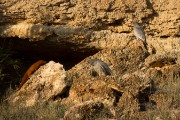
[0,23,53,41]
[0,0,180,119]
[0,0,179,51]
[145,51,180,68]
[62,43,152,118]
[64,100,106,120]
[8,61,67,107]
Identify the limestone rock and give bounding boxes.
[64,100,107,120]
[0,0,179,60]
[63,43,152,116]
[147,64,180,110]
[66,40,149,81]
[0,23,53,41]
[144,51,180,68]
[148,0,180,37]
[0,0,180,119]
[8,61,67,107]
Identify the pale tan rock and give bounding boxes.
[0,22,53,41]
[148,0,180,37]
[144,51,180,68]
[0,0,180,119]
[62,43,152,117]
[0,0,179,52]
[64,100,107,120]
[8,61,67,107]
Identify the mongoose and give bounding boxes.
[88,58,112,77]
[18,60,46,90]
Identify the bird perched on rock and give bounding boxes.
[133,21,147,46]
[88,58,112,77]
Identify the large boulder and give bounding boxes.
[8,61,67,107]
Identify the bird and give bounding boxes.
[133,21,147,46]
[88,58,112,77]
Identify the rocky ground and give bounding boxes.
[0,0,180,119]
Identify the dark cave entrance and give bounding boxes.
[0,37,99,98]
[1,37,99,70]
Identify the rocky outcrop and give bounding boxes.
[8,61,67,107]
[62,42,151,118]
[0,23,53,41]
[64,101,108,120]
[0,0,179,50]
[0,0,180,119]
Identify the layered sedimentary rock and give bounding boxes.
[1,0,180,119]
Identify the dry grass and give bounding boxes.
[0,88,67,120]
[139,75,180,120]
[0,101,67,120]
[0,75,179,120]
[0,61,179,120]
[2,76,179,120]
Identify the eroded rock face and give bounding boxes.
[0,0,179,50]
[0,23,53,41]
[0,0,180,119]
[145,51,179,68]
[60,42,150,117]
[63,39,180,119]
[8,61,67,107]
[148,0,180,37]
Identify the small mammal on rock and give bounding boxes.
[18,60,46,90]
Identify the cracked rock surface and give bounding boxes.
[0,0,180,119]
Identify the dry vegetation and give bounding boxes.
[0,89,67,120]
[0,0,180,119]
[0,70,179,120]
